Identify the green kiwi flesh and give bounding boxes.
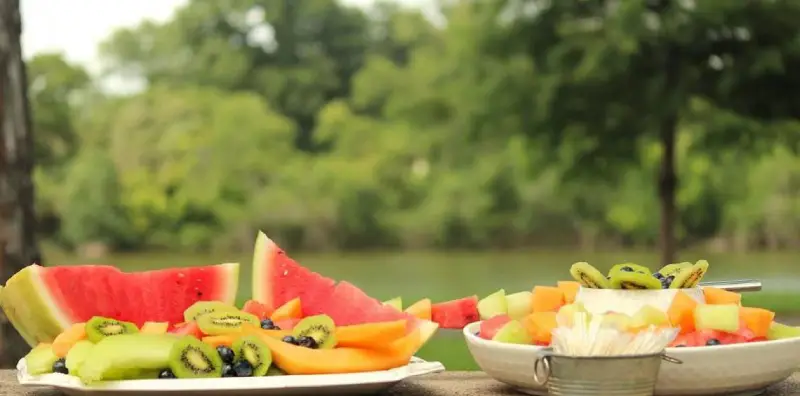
[670,260,709,289]
[609,271,662,290]
[658,262,692,277]
[196,311,259,335]
[569,262,611,289]
[232,335,273,376]
[292,314,338,349]
[168,336,223,379]
[183,301,240,322]
[85,316,139,343]
[24,346,60,375]
[77,334,178,384]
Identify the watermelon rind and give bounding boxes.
[251,231,273,305]
[2,265,71,345]
[215,262,241,305]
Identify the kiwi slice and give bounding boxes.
[168,336,223,379]
[232,335,273,376]
[85,316,139,343]
[183,301,241,322]
[658,262,692,277]
[196,311,259,335]
[24,345,60,375]
[609,271,662,290]
[608,263,651,279]
[569,262,611,289]
[669,260,709,289]
[292,314,338,349]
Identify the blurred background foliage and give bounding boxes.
[28,0,800,258]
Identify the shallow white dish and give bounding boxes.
[17,356,445,396]
[464,321,800,395]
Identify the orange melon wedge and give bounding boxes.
[667,291,698,334]
[556,281,580,304]
[51,323,86,358]
[336,320,409,349]
[140,322,169,334]
[703,287,742,305]
[405,298,432,320]
[270,298,303,321]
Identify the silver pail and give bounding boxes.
[533,348,682,396]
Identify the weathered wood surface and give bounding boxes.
[0,0,43,368]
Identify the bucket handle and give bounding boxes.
[533,355,551,386]
[662,354,682,364]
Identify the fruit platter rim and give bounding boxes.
[16,356,445,392]
[462,321,800,353]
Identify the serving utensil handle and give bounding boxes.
[699,279,761,292]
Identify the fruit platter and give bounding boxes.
[463,261,800,395]
[4,232,446,395]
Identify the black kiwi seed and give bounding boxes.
[621,266,634,272]
[222,364,236,377]
[233,361,253,377]
[297,336,318,349]
[159,369,176,379]
[706,338,721,346]
[216,346,235,364]
[282,335,298,345]
[52,359,68,374]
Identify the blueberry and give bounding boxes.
[706,338,721,346]
[654,272,663,279]
[52,358,68,374]
[233,360,253,377]
[297,336,318,349]
[158,369,176,379]
[666,275,674,283]
[282,335,298,345]
[222,363,236,377]
[621,266,634,272]
[260,319,276,330]
[217,346,235,364]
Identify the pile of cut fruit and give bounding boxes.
[24,299,436,383]
[473,261,800,347]
[570,260,709,289]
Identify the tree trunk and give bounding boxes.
[0,0,42,368]
[658,114,678,266]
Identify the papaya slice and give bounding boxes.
[253,327,423,374]
[740,307,775,338]
[335,320,408,349]
[703,287,741,305]
[216,328,290,347]
[51,323,86,358]
[270,298,303,321]
[405,298,432,320]
[667,291,698,334]
[140,322,169,334]
[242,299,273,320]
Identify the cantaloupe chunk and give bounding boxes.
[270,297,303,321]
[51,323,86,358]
[252,326,425,374]
[530,286,565,313]
[557,281,581,304]
[667,291,698,334]
[703,287,742,305]
[740,307,775,338]
[336,320,408,349]
[140,322,169,334]
[522,312,557,344]
[405,298,432,320]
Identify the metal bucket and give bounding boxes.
[533,348,682,396]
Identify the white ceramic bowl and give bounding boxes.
[575,287,706,316]
[463,321,800,396]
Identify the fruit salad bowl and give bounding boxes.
[464,321,800,396]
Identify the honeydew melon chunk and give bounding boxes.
[767,322,800,340]
[2,265,71,345]
[478,289,508,320]
[694,304,739,333]
[491,320,532,345]
[383,297,403,311]
[505,291,532,320]
[556,302,587,327]
[628,305,670,331]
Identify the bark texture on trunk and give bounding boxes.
[658,114,677,266]
[0,0,42,367]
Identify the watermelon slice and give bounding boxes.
[431,296,480,329]
[251,232,420,330]
[0,262,239,345]
[252,232,336,311]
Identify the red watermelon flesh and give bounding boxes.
[314,281,418,329]
[38,263,238,327]
[252,234,336,311]
[479,314,512,340]
[431,296,479,329]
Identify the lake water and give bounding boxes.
[43,249,800,370]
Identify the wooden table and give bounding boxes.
[3,370,800,395]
